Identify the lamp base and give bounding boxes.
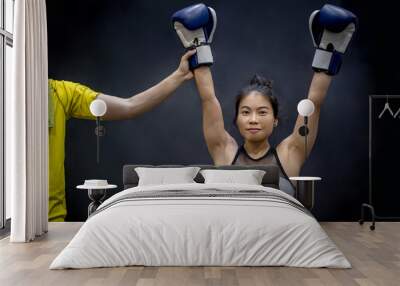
[295,180,315,210]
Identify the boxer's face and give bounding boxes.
[236,92,277,143]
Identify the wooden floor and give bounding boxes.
[0,222,399,286]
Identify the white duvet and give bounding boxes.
[50,183,350,269]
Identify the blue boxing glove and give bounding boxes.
[172,3,217,70]
[309,4,357,75]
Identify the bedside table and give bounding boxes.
[289,177,321,210]
[77,182,117,217]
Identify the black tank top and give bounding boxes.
[231,146,296,196]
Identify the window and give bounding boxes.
[5,0,13,33]
[1,0,14,230]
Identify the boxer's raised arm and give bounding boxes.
[193,67,238,165]
[279,4,357,167]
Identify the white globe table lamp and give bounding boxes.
[89,99,107,163]
[297,99,315,159]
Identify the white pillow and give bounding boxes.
[200,169,266,185]
[135,167,200,186]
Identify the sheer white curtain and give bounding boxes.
[7,0,48,242]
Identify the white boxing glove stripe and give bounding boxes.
[207,7,217,43]
[312,49,333,70]
[196,45,213,64]
[309,10,320,47]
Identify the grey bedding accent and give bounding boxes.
[123,164,280,190]
[90,188,310,219]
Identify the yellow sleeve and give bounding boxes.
[50,79,99,120]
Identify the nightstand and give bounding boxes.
[289,177,321,210]
[77,181,117,217]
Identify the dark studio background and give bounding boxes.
[46,0,399,221]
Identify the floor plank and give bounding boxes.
[0,222,399,286]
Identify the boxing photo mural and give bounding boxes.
[2,0,398,284]
[48,2,360,269]
[5,0,400,284]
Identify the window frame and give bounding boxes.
[0,0,14,231]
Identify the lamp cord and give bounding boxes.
[96,117,100,164]
[304,116,308,160]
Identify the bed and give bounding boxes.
[50,164,350,269]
